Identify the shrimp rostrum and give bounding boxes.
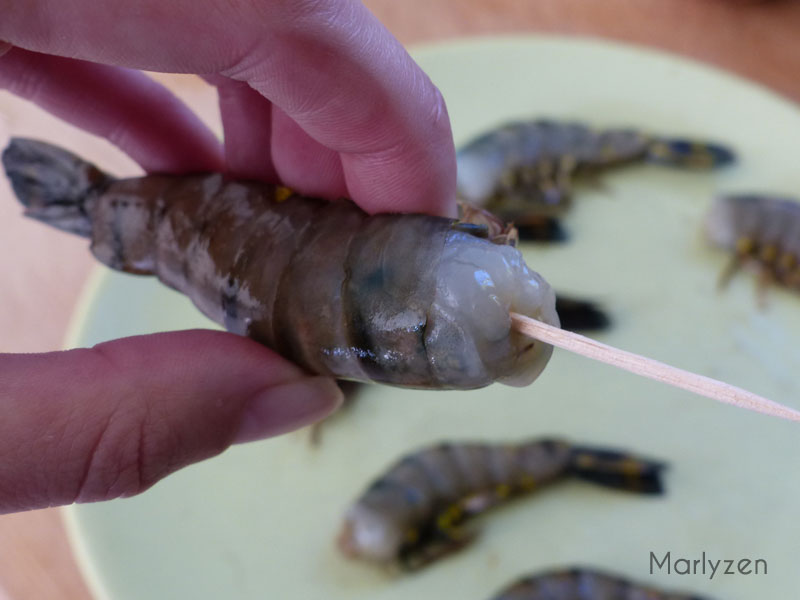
[491,566,713,600]
[457,119,735,240]
[338,438,665,570]
[3,138,558,390]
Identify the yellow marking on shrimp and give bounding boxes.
[404,528,419,544]
[647,142,670,160]
[735,236,755,256]
[687,143,713,169]
[518,474,537,490]
[274,186,293,203]
[620,458,644,476]
[574,453,596,469]
[494,484,512,499]
[759,244,779,264]
[436,505,463,531]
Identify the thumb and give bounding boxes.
[0,330,342,513]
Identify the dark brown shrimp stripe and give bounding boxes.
[491,566,714,599]
[3,137,560,390]
[338,439,665,569]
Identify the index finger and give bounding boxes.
[0,0,457,216]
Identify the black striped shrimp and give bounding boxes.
[337,438,665,570]
[3,138,559,390]
[457,119,736,241]
[705,194,800,301]
[490,567,713,600]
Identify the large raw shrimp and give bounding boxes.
[3,138,558,389]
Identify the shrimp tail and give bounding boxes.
[645,137,736,170]
[568,445,666,495]
[2,138,112,238]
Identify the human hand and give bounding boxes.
[0,0,456,513]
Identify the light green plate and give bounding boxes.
[65,36,800,599]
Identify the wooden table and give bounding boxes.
[2,1,799,598]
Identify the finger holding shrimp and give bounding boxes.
[0,0,457,215]
[0,331,342,514]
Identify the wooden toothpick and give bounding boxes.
[510,312,800,423]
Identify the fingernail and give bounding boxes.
[234,377,343,443]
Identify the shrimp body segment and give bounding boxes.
[338,439,665,569]
[491,567,713,599]
[457,120,735,237]
[3,138,559,390]
[705,194,800,291]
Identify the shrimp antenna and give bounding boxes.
[510,313,800,423]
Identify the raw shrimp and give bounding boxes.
[338,438,665,569]
[705,194,800,295]
[457,119,735,241]
[3,138,560,390]
[491,566,712,599]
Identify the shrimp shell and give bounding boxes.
[491,566,713,599]
[338,439,665,569]
[3,138,560,390]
